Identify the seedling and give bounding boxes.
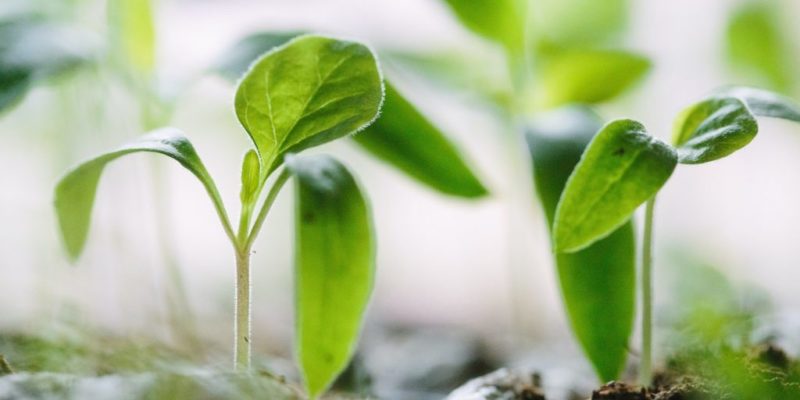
[54,35,384,398]
[552,87,800,384]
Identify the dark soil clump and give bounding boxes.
[591,381,647,400]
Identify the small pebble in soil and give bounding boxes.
[446,368,546,400]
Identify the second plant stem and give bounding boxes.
[639,197,656,386]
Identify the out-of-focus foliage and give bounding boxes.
[527,107,635,382]
[355,83,488,198]
[0,15,95,114]
[441,0,526,54]
[54,129,228,260]
[672,96,758,164]
[531,0,629,48]
[0,333,300,399]
[726,1,796,94]
[534,49,650,108]
[289,155,375,398]
[107,0,156,75]
[234,35,384,180]
[553,119,677,253]
[660,255,800,399]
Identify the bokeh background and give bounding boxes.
[2,0,800,385]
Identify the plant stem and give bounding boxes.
[234,248,252,371]
[231,169,292,371]
[639,197,656,386]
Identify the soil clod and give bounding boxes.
[591,381,647,400]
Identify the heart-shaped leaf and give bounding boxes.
[527,107,635,382]
[54,128,230,260]
[536,50,650,108]
[554,119,677,253]
[720,86,800,123]
[672,96,758,164]
[287,154,374,399]
[354,82,488,198]
[235,35,384,180]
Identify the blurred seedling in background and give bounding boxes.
[552,86,800,385]
[54,35,385,399]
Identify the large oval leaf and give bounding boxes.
[440,0,525,54]
[235,35,384,179]
[720,86,800,123]
[536,50,650,108]
[526,107,635,381]
[54,128,229,260]
[672,96,758,164]
[354,82,488,198]
[287,155,374,399]
[554,119,677,253]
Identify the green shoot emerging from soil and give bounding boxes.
[552,87,800,385]
[53,34,384,399]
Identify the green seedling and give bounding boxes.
[216,0,650,383]
[552,86,800,384]
[439,0,648,384]
[54,34,384,398]
[526,107,636,381]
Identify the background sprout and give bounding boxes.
[54,35,384,399]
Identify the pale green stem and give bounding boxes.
[234,248,251,371]
[639,197,656,386]
[232,168,292,371]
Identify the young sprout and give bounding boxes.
[552,87,800,385]
[54,35,384,399]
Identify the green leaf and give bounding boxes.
[354,82,488,198]
[536,49,650,108]
[0,16,95,114]
[672,96,758,164]
[54,128,229,260]
[235,35,384,180]
[720,86,800,123]
[526,107,635,381]
[532,0,629,48]
[108,0,156,74]
[214,31,301,81]
[287,154,374,399]
[554,119,677,252]
[440,0,525,53]
[726,2,795,93]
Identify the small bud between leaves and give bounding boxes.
[240,149,260,205]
